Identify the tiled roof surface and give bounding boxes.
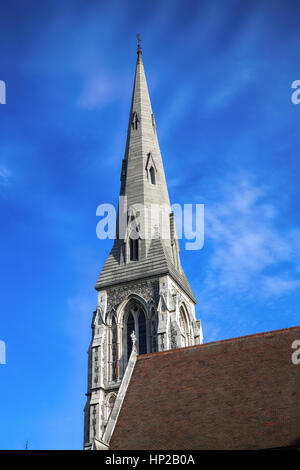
[110,326,300,450]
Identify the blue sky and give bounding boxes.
[0,0,300,450]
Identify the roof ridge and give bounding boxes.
[136,325,300,360]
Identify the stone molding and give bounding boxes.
[101,342,138,447]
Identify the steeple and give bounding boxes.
[84,43,202,449]
[120,34,171,211]
[96,42,195,302]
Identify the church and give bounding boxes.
[83,41,300,451]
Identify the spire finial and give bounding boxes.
[137,33,142,55]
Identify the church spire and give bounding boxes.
[84,42,202,449]
[96,43,196,304]
[120,36,171,223]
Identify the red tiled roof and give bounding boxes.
[110,326,300,450]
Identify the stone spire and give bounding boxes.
[84,43,202,449]
[120,34,171,212]
[95,43,196,303]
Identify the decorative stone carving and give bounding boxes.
[106,280,159,314]
[131,331,137,353]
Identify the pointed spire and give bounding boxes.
[96,42,196,303]
[121,38,170,213]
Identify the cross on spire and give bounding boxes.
[137,33,142,54]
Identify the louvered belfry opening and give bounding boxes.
[130,238,139,261]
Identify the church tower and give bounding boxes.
[83,41,203,449]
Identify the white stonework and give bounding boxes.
[84,45,203,450]
[102,339,138,446]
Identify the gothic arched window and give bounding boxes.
[179,307,189,347]
[131,112,139,130]
[138,310,147,355]
[146,153,157,185]
[111,316,118,381]
[126,313,135,360]
[149,166,155,185]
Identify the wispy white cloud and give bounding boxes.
[167,177,183,189]
[0,165,11,185]
[261,276,300,297]
[77,70,122,110]
[202,176,300,299]
[158,87,195,139]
